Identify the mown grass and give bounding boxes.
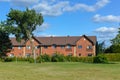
[0,62,120,80]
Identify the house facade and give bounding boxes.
[8,35,97,57]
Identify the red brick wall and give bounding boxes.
[76,37,95,57]
[41,45,75,56]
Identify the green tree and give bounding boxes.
[0,23,12,58]
[96,41,105,55]
[6,8,44,63]
[111,28,120,45]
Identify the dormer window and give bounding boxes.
[66,44,71,49]
[52,44,57,49]
[18,46,22,49]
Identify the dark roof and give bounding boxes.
[10,38,25,46]
[10,35,97,46]
[36,36,96,45]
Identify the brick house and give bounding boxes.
[8,35,97,57]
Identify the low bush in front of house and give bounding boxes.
[93,54,108,63]
[3,53,120,63]
[51,53,66,62]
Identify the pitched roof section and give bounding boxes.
[10,38,25,46]
[35,35,97,46]
[10,35,97,46]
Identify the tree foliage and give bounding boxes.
[96,41,105,55]
[6,8,44,42]
[105,28,120,53]
[5,8,44,63]
[0,24,12,57]
[111,28,120,45]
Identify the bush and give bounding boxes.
[93,55,108,63]
[104,53,120,61]
[41,54,51,62]
[51,53,66,62]
[28,58,34,63]
[3,57,14,62]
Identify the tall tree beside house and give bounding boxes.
[0,23,12,58]
[96,41,105,55]
[6,8,44,63]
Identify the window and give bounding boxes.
[9,53,14,57]
[78,53,81,56]
[52,44,57,49]
[87,45,92,49]
[18,46,22,49]
[88,53,92,57]
[44,46,48,49]
[25,53,31,57]
[26,46,31,49]
[66,44,71,49]
[78,45,82,49]
[61,45,65,49]
[67,53,72,56]
[35,46,38,49]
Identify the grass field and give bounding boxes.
[0,62,120,80]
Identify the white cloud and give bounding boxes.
[33,1,69,16]
[63,0,110,12]
[94,27,118,33]
[0,0,110,16]
[93,14,120,22]
[33,0,109,16]
[1,0,110,16]
[1,0,39,7]
[94,27,118,45]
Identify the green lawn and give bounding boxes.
[0,62,120,80]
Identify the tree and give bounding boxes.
[96,41,105,55]
[105,45,120,53]
[111,28,120,45]
[0,23,12,57]
[105,28,120,53]
[6,8,44,63]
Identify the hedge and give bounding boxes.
[1,53,120,63]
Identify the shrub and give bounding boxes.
[104,53,120,61]
[51,53,66,62]
[28,58,34,63]
[93,55,108,63]
[3,57,14,62]
[41,54,51,62]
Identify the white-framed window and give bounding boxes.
[52,44,57,49]
[87,45,92,49]
[35,46,38,49]
[9,53,14,57]
[88,53,92,57]
[18,46,22,49]
[26,46,31,49]
[78,45,82,49]
[66,44,71,49]
[25,53,31,57]
[61,45,65,49]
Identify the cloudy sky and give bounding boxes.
[0,0,120,45]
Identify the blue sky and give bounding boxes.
[0,0,120,46]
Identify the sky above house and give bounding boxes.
[0,0,120,46]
